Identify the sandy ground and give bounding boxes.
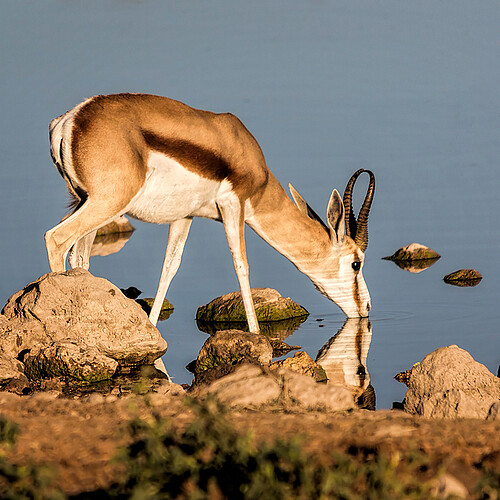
[0,388,499,497]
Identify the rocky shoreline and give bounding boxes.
[0,270,498,497]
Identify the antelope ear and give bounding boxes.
[327,189,345,244]
[289,184,329,231]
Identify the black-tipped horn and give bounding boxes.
[342,169,375,252]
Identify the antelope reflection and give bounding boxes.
[315,318,375,409]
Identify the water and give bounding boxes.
[1,1,499,408]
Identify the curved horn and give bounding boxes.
[342,169,375,252]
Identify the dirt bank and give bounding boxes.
[1,390,499,497]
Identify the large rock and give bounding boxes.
[399,345,500,419]
[196,288,308,323]
[0,269,167,385]
[196,363,354,412]
[195,330,272,374]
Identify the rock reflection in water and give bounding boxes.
[316,318,375,410]
[384,257,439,274]
[196,315,307,340]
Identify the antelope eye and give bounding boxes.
[352,261,361,271]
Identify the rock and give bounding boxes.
[136,297,174,321]
[195,330,272,374]
[196,288,308,323]
[270,351,327,382]
[399,345,500,419]
[200,364,281,407]
[268,339,301,357]
[96,215,134,236]
[383,243,440,262]
[0,269,167,369]
[279,368,354,411]
[443,269,482,287]
[24,341,118,383]
[196,363,354,412]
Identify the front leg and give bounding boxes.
[149,218,192,327]
[217,196,260,334]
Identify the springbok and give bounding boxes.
[45,93,375,332]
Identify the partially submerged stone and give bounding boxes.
[443,269,482,287]
[383,243,440,262]
[396,345,500,419]
[136,298,174,321]
[196,288,308,323]
[268,339,301,357]
[24,341,118,383]
[195,330,272,374]
[0,269,167,388]
[270,351,327,382]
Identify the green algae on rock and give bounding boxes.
[383,243,440,262]
[196,288,308,324]
[136,297,174,321]
[24,341,118,384]
[443,269,482,287]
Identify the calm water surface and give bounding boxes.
[1,1,499,408]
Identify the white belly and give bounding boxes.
[127,151,229,223]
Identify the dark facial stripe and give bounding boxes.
[352,275,362,311]
[142,131,231,182]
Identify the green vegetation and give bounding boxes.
[111,398,437,499]
[0,416,62,500]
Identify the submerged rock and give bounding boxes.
[0,269,167,388]
[196,288,308,323]
[443,269,482,287]
[270,351,327,382]
[383,243,440,263]
[397,345,500,419]
[136,297,174,321]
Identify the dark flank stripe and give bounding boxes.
[142,131,231,182]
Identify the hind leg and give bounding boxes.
[45,199,130,272]
[68,229,97,269]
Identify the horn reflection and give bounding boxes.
[316,318,375,410]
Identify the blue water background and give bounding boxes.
[1,1,499,408]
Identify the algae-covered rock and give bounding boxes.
[136,298,174,321]
[268,339,301,357]
[270,351,327,382]
[383,243,440,262]
[195,330,272,374]
[443,269,482,287]
[196,288,308,323]
[24,341,118,383]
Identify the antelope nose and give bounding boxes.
[367,302,371,312]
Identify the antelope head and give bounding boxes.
[289,169,375,318]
